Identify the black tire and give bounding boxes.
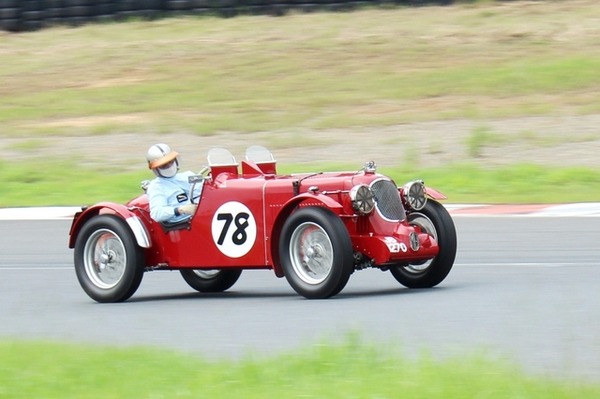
[390,200,457,288]
[64,5,90,16]
[180,269,242,292]
[63,0,91,6]
[21,0,41,11]
[279,207,353,299]
[74,215,145,303]
[0,0,18,7]
[166,0,193,10]
[0,7,19,19]
[44,0,63,8]
[0,19,20,31]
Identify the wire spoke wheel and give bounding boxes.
[404,213,437,274]
[389,201,457,289]
[280,207,353,299]
[289,222,334,285]
[84,229,127,289]
[74,215,144,303]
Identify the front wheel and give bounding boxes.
[74,215,145,303]
[389,200,457,288]
[279,207,354,299]
[180,269,242,292]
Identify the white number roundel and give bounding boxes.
[211,201,257,258]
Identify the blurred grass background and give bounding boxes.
[1,0,599,206]
[2,159,599,206]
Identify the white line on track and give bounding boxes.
[456,262,598,267]
[1,263,597,271]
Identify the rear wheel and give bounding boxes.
[74,215,145,302]
[390,200,457,288]
[180,269,242,292]
[279,207,353,299]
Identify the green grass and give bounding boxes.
[2,158,599,207]
[0,158,145,207]
[1,339,598,399]
[401,164,600,204]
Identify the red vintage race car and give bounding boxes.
[68,145,457,302]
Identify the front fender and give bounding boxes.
[425,186,448,200]
[68,202,151,249]
[283,192,344,212]
[268,193,343,278]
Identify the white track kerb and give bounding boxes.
[0,207,82,220]
[2,204,600,221]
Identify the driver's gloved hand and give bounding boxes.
[178,204,198,215]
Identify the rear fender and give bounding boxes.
[269,193,343,278]
[68,202,151,249]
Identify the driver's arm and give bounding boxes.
[147,181,191,223]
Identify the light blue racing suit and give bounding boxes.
[147,171,203,224]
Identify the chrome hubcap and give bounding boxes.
[84,229,127,289]
[406,213,437,273]
[290,222,333,285]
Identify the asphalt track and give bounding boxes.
[1,205,599,382]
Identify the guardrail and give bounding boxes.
[0,0,452,32]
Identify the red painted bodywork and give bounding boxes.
[69,158,443,278]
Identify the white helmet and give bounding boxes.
[146,143,179,178]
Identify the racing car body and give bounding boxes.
[69,145,457,302]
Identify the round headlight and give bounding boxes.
[350,184,375,215]
[403,180,427,211]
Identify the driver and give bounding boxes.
[145,143,201,224]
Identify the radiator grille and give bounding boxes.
[371,179,406,221]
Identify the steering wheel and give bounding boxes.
[189,166,210,205]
